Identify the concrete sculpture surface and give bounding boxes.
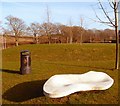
[43,71,114,98]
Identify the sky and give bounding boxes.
[0,0,119,30]
[119,2,120,30]
[0,0,108,2]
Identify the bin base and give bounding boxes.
[20,67,31,75]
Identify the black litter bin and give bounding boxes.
[20,50,31,75]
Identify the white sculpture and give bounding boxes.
[43,71,114,98]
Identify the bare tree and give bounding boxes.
[93,0,120,69]
[69,18,73,44]
[45,5,52,44]
[41,22,56,43]
[0,21,2,33]
[46,5,50,24]
[0,22,7,49]
[59,25,71,43]
[5,15,26,46]
[79,17,85,44]
[2,29,12,49]
[28,23,41,44]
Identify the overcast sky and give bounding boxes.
[1,0,120,30]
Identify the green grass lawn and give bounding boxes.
[1,43,119,104]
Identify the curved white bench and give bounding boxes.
[43,71,114,98]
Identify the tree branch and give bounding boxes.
[91,5,115,27]
[108,0,114,9]
[98,0,115,26]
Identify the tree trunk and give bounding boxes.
[3,36,7,49]
[115,4,119,70]
[69,36,73,44]
[115,24,119,69]
[115,29,119,69]
[15,35,19,46]
[66,36,69,43]
[34,33,37,44]
[69,29,73,44]
[48,36,51,44]
[80,33,83,44]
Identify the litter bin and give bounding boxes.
[20,50,31,75]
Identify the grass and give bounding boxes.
[1,43,119,104]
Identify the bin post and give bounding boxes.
[20,50,31,75]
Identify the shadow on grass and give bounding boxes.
[3,79,47,102]
[0,69,20,74]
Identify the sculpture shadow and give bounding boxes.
[1,69,20,74]
[3,79,47,102]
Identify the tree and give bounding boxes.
[28,23,41,44]
[59,25,71,43]
[0,21,4,35]
[69,18,73,44]
[72,26,85,43]
[94,0,120,69]
[44,5,52,44]
[41,22,59,43]
[102,29,115,42]
[79,17,84,44]
[0,21,2,32]
[5,15,26,46]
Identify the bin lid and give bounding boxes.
[21,50,30,55]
